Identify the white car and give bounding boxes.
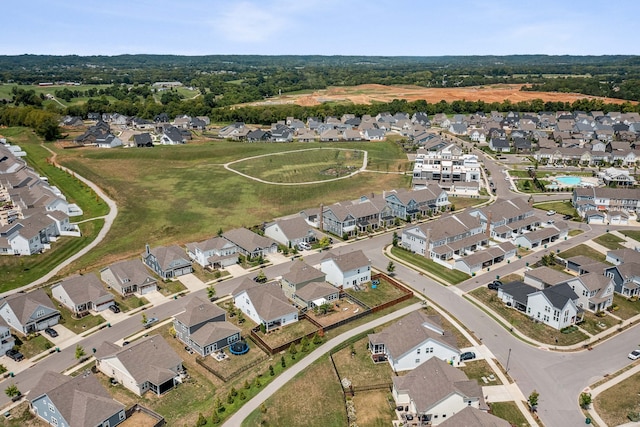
[547,210,556,216]
[297,242,311,251]
[629,350,640,360]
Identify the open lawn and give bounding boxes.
[612,294,640,320]
[46,137,410,274]
[345,277,406,308]
[619,229,640,242]
[459,359,503,386]
[594,371,640,427]
[508,170,532,178]
[448,196,489,210]
[470,287,589,346]
[113,293,148,313]
[42,287,106,334]
[568,229,584,237]
[156,280,187,296]
[579,312,619,335]
[593,233,627,250]
[229,148,366,183]
[533,200,578,217]
[351,391,396,427]
[242,356,346,427]
[490,401,531,427]
[558,244,606,263]
[390,246,470,284]
[14,334,53,358]
[332,336,393,388]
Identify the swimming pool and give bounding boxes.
[555,176,582,186]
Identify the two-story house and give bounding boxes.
[0,288,60,335]
[185,236,238,269]
[142,244,193,280]
[280,260,338,309]
[320,249,371,289]
[233,279,298,332]
[563,272,615,312]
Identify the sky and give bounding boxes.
[3,0,639,57]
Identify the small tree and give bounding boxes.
[318,236,331,248]
[197,412,207,426]
[289,343,298,359]
[141,312,147,325]
[392,231,399,247]
[214,397,224,413]
[260,403,267,414]
[239,390,247,401]
[528,390,539,411]
[254,376,262,388]
[4,384,19,398]
[269,364,275,376]
[300,336,309,353]
[211,410,220,424]
[0,364,7,374]
[260,323,267,334]
[580,392,592,409]
[281,356,286,368]
[387,261,396,275]
[255,270,267,283]
[244,379,251,389]
[75,345,86,361]
[312,332,322,345]
[207,285,217,301]
[217,228,223,237]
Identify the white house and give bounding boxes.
[51,273,115,315]
[320,249,371,289]
[368,311,460,372]
[392,357,486,425]
[263,216,318,247]
[185,236,238,269]
[232,279,298,332]
[564,273,614,312]
[526,283,580,330]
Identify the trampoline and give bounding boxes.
[229,340,250,355]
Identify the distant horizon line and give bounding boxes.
[0,53,638,58]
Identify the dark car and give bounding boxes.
[44,327,58,338]
[109,304,121,313]
[488,280,502,290]
[563,214,573,220]
[6,349,24,362]
[460,351,476,361]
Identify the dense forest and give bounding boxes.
[1,55,640,138]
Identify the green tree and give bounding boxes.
[387,261,396,275]
[141,312,147,325]
[211,410,220,424]
[197,412,207,426]
[214,397,224,413]
[269,364,275,376]
[300,336,310,353]
[281,356,286,368]
[0,364,7,374]
[207,285,217,301]
[4,384,19,398]
[289,343,298,359]
[75,345,86,360]
[579,392,592,409]
[528,390,539,410]
[312,332,322,345]
[392,231,399,247]
[318,236,331,248]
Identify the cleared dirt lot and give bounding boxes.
[250,83,632,106]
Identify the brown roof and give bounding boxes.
[235,282,297,322]
[97,335,183,385]
[322,249,370,272]
[295,281,339,302]
[174,296,226,327]
[1,288,57,325]
[189,321,240,348]
[144,244,191,271]
[223,228,278,252]
[52,273,112,305]
[282,261,325,285]
[29,371,124,427]
[268,216,317,241]
[392,357,485,413]
[439,407,510,427]
[368,311,459,360]
[104,259,157,287]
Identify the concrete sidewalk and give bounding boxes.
[585,362,640,427]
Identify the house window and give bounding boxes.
[48,404,55,413]
[51,417,58,426]
[36,309,45,318]
[103,421,110,427]
[417,348,420,354]
[119,411,125,421]
[415,359,420,364]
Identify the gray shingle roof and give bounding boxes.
[29,371,124,427]
[524,267,572,286]
[322,249,370,272]
[223,228,277,253]
[538,283,579,309]
[235,282,297,322]
[175,296,226,327]
[295,281,339,302]
[52,273,111,305]
[368,311,459,360]
[1,288,57,325]
[439,406,510,427]
[500,281,537,305]
[282,261,325,286]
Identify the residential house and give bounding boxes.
[280,260,337,309]
[29,371,126,427]
[605,262,640,298]
[321,198,391,238]
[264,216,318,247]
[363,128,386,141]
[0,288,60,334]
[133,133,154,147]
[160,125,186,145]
[51,274,115,315]
[385,185,449,221]
[489,137,510,152]
[232,279,298,332]
[524,266,573,290]
[468,198,538,240]
[573,187,640,215]
[412,144,481,188]
[218,122,247,140]
[606,248,640,265]
[368,311,460,372]
[391,357,486,426]
[0,318,15,355]
[320,249,371,289]
[563,273,614,312]
[513,222,569,249]
[497,281,538,312]
[95,335,184,396]
[185,236,238,269]
[526,283,581,329]
[439,407,510,427]
[173,296,241,356]
[270,124,293,142]
[222,228,278,258]
[246,129,271,142]
[100,259,158,296]
[563,255,610,275]
[452,242,516,275]
[142,244,193,280]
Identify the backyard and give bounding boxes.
[254,318,319,349]
[469,287,589,346]
[344,276,408,308]
[331,335,394,388]
[459,359,503,386]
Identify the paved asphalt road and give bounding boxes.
[1,142,636,427]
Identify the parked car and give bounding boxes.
[144,317,159,328]
[547,219,555,224]
[5,349,24,362]
[547,210,556,216]
[563,214,573,220]
[297,242,311,251]
[44,327,58,338]
[122,341,130,346]
[488,280,502,290]
[109,304,121,313]
[460,351,476,361]
[629,349,640,360]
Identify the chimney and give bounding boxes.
[319,203,324,232]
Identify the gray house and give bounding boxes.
[142,244,193,280]
[174,297,241,356]
[222,228,278,258]
[0,288,60,335]
[100,259,158,296]
[51,273,115,315]
[29,371,126,427]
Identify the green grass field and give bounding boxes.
[390,247,470,285]
[533,200,578,217]
[558,244,606,263]
[593,233,627,250]
[619,229,640,242]
[229,148,365,183]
